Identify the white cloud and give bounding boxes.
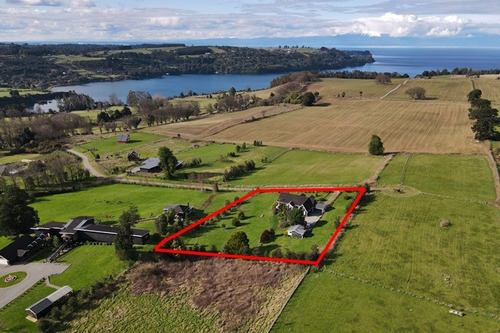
[327,12,468,37]
[148,16,182,28]
[6,0,62,6]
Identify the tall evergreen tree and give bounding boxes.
[114,205,140,261]
[0,185,39,236]
[158,146,178,179]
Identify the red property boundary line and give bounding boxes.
[154,186,366,266]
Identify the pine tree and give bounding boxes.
[114,206,140,261]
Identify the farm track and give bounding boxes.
[379,79,409,99]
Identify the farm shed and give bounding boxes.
[287,225,307,239]
[139,157,161,173]
[26,286,73,321]
[117,133,130,143]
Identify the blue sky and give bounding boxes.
[0,0,499,44]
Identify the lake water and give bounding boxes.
[51,47,500,103]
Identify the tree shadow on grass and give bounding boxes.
[256,244,279,256]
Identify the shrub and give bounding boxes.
[231,217,241,227]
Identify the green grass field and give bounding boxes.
[272,269,500,332]
[76,132,166,156]
[31,183,212,223]
[0,282,54,333]
[0,153,40,165]
[330,193,500,314]
[176,143,288,175]
[182,191,351,254]
[230,150,385,186]
[378,154,497,201]
[50,245,128,291]
[0,87,46,98]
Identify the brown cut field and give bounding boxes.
[385,76,473,101]
[207,99,486,154]
[472,77,500,105]
[144,105,302,140]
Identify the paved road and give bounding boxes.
[67,149,107,178]
[0,262,70,308]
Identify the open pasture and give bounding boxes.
[272,268,500,332]
[330,193,500,314]
[208,99,485,154]
[230,150,384,186]
[30,183,212,223]
[386,76,472,101]
[76,132,165,156]
[378,154,497,201]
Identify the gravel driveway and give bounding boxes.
[0,262,69,308]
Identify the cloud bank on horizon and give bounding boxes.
[0,0,499,43]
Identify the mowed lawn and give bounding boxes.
[50,245,128,291]
[76,132,166,156]
[331,193,500,314]
[272,269,500,332]
[378,154,497,201]
[231,150,385,186]
[0,282,55,333]
[386,76,472,101]
[182,191,352,254]
[208,99,483,154]
[31,184,212,223]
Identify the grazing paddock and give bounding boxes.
[272,268,500,332]
[30,184,211,223]
[385,76,473,101]
[75,132,166,156]
[307,78,407,100]
[230,150,385,186]
[331,193,500,315]
[378,154,497,201]
[208,100,484,154]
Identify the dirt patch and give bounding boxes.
[127,258,304,331]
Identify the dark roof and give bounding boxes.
[127,151,140,160]
[27,298,52,316]
[60,216,94,235]
[164,204,192,214]
[131,228,150,237]
[117,134,130,142]
[0,234,35,262]
[27,286,72,316]
[32,221,66,230]
[277,193,316,212]
[140,157,160,170]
